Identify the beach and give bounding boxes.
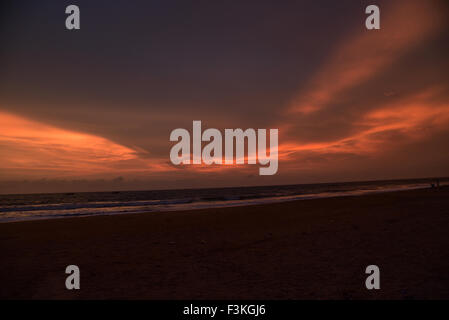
[1,186,449,299]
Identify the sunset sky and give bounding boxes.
[1,0,448,193]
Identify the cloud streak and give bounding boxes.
[287,0,446,115]
[0,111,171,179]
[278,0,449,173]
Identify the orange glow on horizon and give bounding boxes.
[280,88,449,164]
[0,111,171,179]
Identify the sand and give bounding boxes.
[1,187,449,299]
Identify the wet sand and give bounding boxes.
[1,186,449,299]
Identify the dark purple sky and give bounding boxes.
[1,0,448,193]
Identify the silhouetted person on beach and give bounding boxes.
[431,179,441,190]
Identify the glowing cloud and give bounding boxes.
[0,111,145,178]
[288,0,447,115]
[280,87,449,166]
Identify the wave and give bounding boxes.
[1,179,445,223]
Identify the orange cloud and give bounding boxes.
[0,111,171,179]
[0,111,283,179]
[280,87,449,165]
[275,0,449,174]
[288,0,446,115]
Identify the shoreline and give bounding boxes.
[1,186,449,299]
[0,183,442,224]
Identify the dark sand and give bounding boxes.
[1,187,449,299]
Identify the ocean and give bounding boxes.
[0,178,446,223]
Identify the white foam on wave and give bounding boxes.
[0,182,438,223]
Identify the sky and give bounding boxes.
[1,0,448,194]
